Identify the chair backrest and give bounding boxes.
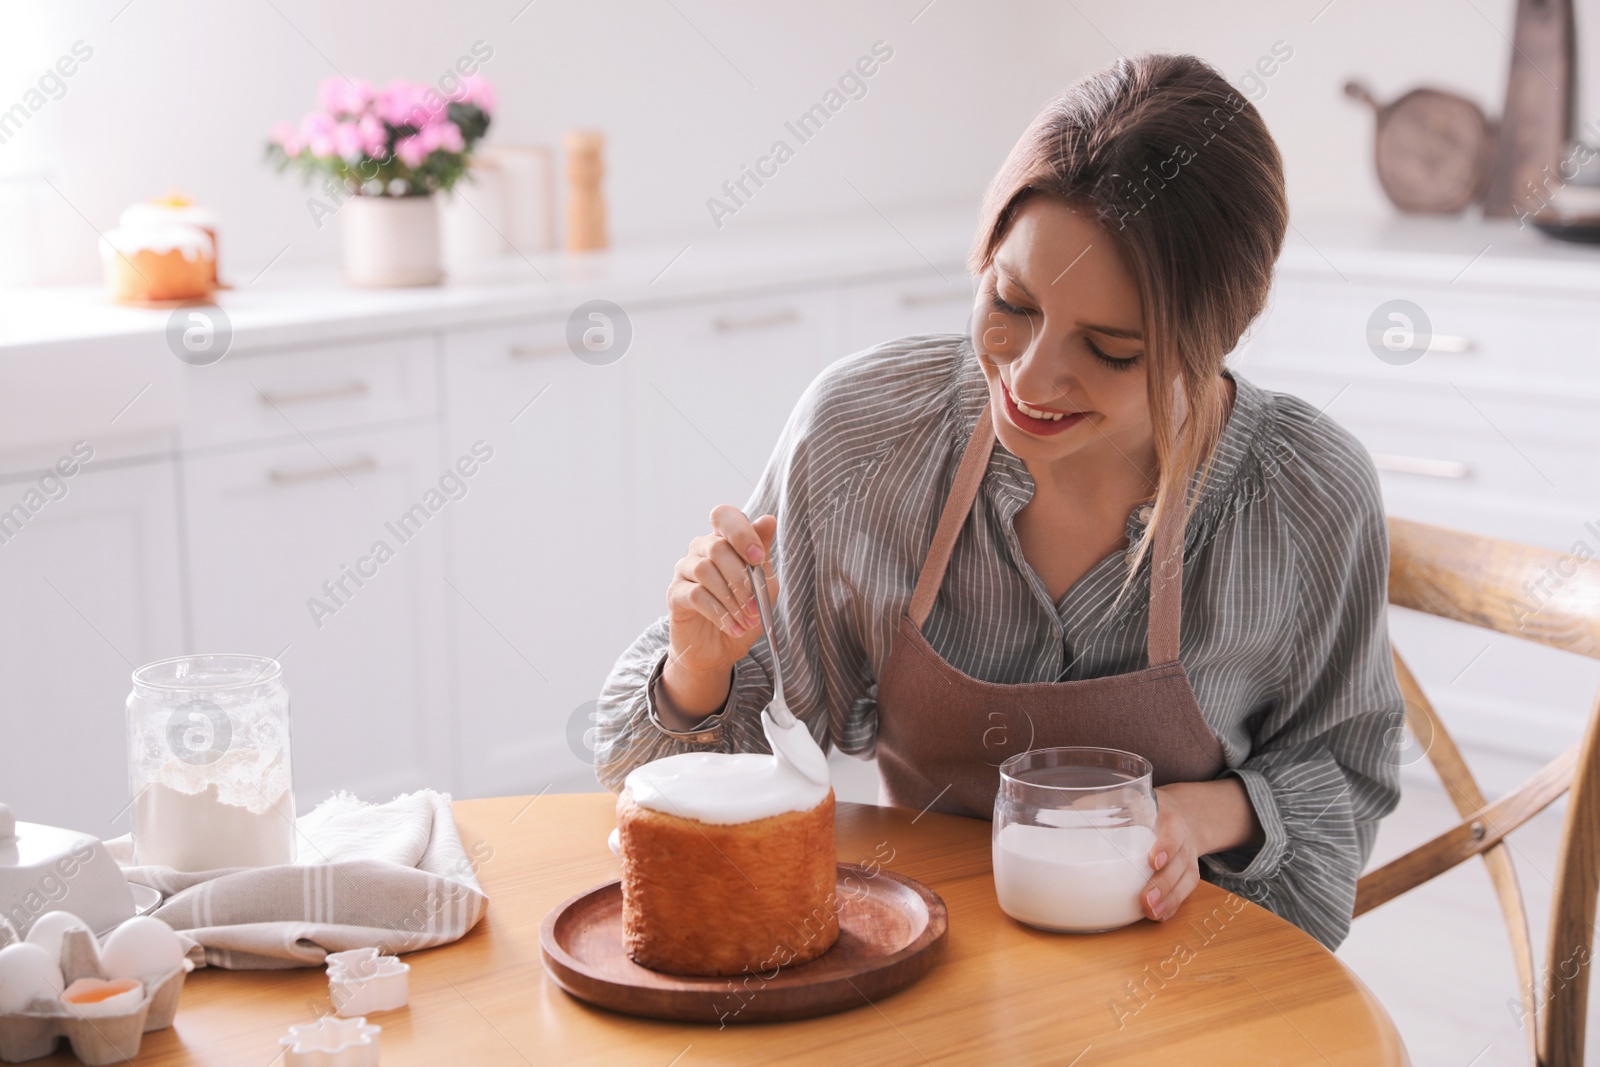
[1356,517,1600,1067]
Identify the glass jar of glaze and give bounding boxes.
[992,746,1157,933]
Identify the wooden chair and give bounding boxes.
[1356,517,1600,1067]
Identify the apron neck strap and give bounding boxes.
[906,397,1186,668]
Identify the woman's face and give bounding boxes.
[971,197,1152,473]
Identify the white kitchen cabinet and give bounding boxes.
[627,288,842,632]
[180,421,452,810]
[838,273,974,354]
[440,319,639,798]
[1238,262,1600,791]
[0,457,185,836]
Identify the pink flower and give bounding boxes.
[456,75,496,114]
[376,79,428,128]
[299,110,338,158]
[395,134,429,168]
[433,121,464,153]
[333,121,364,159]
[421,88,450,124]
[357,114,387,156]
[319,76,374,117]
[270,121,303,155]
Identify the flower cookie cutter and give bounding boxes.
[279,1016,381,1067]
[326,948,409,1017]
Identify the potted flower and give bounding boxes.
[266,75,495,286]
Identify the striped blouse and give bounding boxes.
[593,332,1403,950]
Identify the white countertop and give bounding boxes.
[3,206,1597,359]
[1279,212,1600,293]
[0,206,979,358]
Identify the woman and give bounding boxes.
[594,53,1402,950]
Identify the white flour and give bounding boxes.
[132,753,295,871]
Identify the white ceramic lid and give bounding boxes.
[0,803,136,939]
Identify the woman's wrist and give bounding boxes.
[656,655,735,728]
[1159,778,1263,857]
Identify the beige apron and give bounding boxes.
[875,397,1226,819]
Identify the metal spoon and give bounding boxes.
[747,561,830,786]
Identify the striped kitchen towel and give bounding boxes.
[104,790,488,970]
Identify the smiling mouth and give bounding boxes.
[1000,377,1079,421]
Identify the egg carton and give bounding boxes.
[0,929,191,1066]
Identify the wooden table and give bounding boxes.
[60,794,1409,1065]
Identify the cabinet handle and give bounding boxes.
[509,340,569,360]
[899,288,970,307]
[1364,332,1474,354]
[1370,452,1471,480]
[257,380,370,407]
[711,308,799,332]
[267,454,378,486]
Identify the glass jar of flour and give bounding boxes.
[126,654,296,871]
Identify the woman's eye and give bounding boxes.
[1087,339,1141,371]
[988,292,1030,316]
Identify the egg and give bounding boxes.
[23,911,92,963]
[0,942,65,1013]
[98,917,184,980]
[61,977,144,1015]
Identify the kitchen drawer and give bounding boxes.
[1241,277,1600,392]
[1361,417,1597,505]
[1248,369,1600,495]
[179,335,439,451]
[839,274,974,354]
[440,315,591,429]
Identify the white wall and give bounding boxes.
[1,0,1595,286]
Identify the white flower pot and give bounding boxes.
[340,195,443,287]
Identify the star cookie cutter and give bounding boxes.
[278,1016,381,1067]
[326,948,409,1017]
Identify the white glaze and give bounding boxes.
[993,822,1156,932]
[760,707,831,786]
[99,223,214,261]
[624,712,831,825]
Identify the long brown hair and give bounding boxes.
[968,53,1287,584]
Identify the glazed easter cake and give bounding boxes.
[616,736,839,977]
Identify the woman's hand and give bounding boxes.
[1141,785,1203,922]
[665,504,779,678]
[1140,778,1263,922]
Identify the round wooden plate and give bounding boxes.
[540,862,948,1024]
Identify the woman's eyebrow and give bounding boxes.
[993,261,1036,301]
[996,258,1142,340]
[1082,323,1143,340]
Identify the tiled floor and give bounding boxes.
[823,748,1594,1066]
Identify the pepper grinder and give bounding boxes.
[563,129,608,252]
